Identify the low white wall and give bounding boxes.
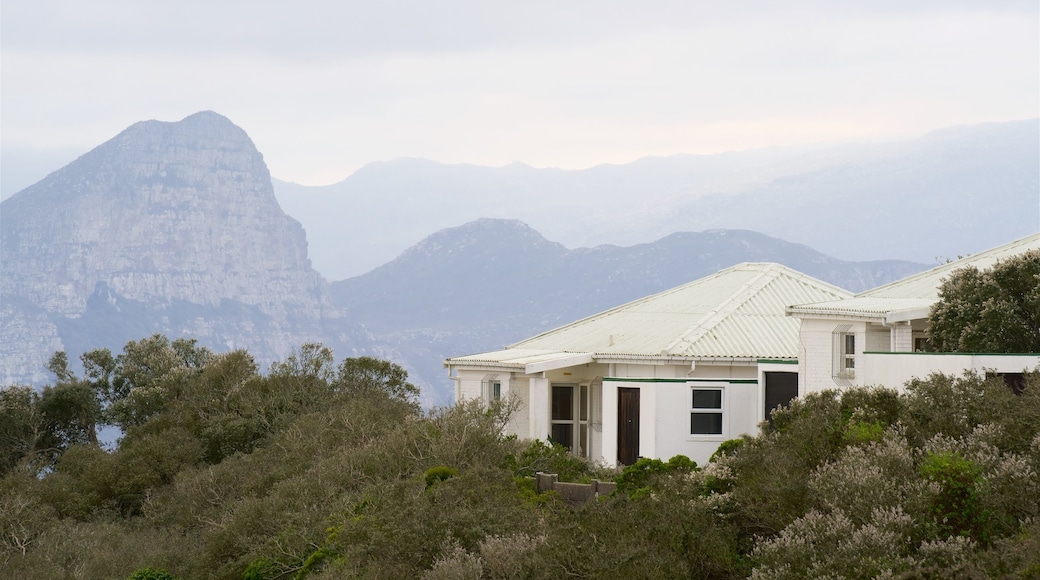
[860,353,1040,391]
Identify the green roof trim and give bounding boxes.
[864,351,1040,356]
[603,378,688,383]
[757,358,798,365]
[603,377,758,384]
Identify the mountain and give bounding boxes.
[332,219,927,333]
[0,111,347,384]
[331,219,929,403]
[1,111,971,407]
[274,119,1039,280]
[664,120,1040,262]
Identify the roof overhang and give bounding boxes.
[445,349,595,375]
[884,306,932,324]
[786,298,934,324]
[785,305,885,322]
[523,352,595,374]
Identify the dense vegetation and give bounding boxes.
[929,249,1040,353]
[1,335,1038,579]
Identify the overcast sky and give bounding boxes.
[2,1,1037,196]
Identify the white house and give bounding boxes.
[446,262,852,466]
[786,233,1040,395]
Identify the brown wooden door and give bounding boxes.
[617,388,640,465]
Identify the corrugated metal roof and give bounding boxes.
[787,233,1040,320]
[786,297,933,320]
[446,348,586,370]
[496,263,852,360]
[860,233,1040,300]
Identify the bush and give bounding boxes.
[127,568,177,580]
[424,466,459,489]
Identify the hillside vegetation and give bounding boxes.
[1,335,1038,579]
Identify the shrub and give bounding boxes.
[710,437,747,463]
[423,466,459,489]
[127,568,177,580]
[920,450,989,542]
[615,455,697,498]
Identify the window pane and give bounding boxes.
[691,413,723,434]
[692,389,722,409]
[552,386,573,421]
[844,334,855,354]
[580,385,588,421]
[551,424,573,450]
[492,382,501,400]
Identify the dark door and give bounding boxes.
[617,388,640,465]
[764,372,798,425]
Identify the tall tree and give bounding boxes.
[929,249,1040,353]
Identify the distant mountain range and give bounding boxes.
[6,111,1035,404]
[275,119,1039,280]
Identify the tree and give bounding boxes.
[335,356,420,404]
[0,387,46,475]
[928,249,1040,353]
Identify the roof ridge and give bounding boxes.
[663,264,782,354]
[859,232,1040,297]
[508,261,760,348]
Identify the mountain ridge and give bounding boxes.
[7,110,1032,405]
[273,118,1038,280]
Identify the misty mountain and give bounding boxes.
[0,111,351,384]
[0,110,981,406]
[330,219,927,403]
[275,119,1038,280]
[332,219,926,334]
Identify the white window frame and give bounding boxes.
[832,325,856,382]
[482,375,501,403]
[690,387,724,436]
[550,383,592,457]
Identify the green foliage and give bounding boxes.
[615,455,697,498]
[424,466,459,489]
[335,356,420,405]
[46,351,75,383]
[127,567,177,580]
[845,419,885,444]
[929,249,1040,353]
[710,437,746,463]
[920,451,986,541]
[504,438,599,483]
[901,371,1040,452]
[0,387,45,475]
[39,381,102,449]
[242,558,276,580]
[6,334,1040,580]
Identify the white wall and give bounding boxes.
[604,377,760,467]
[799,319,869,393]
[860,352,1040,390]
[865,324,889,352]
[509,377,530,438]
[454,369,482,401]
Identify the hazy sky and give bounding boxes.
[2,1,1037,196]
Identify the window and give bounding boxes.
[832,325,856,381]
[842,334,856,373]
[690,388,723,435]
[550,384,591,456]
[482,376,501,402]
[913,337,933,352]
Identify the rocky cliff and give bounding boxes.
[0,112,341,384]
